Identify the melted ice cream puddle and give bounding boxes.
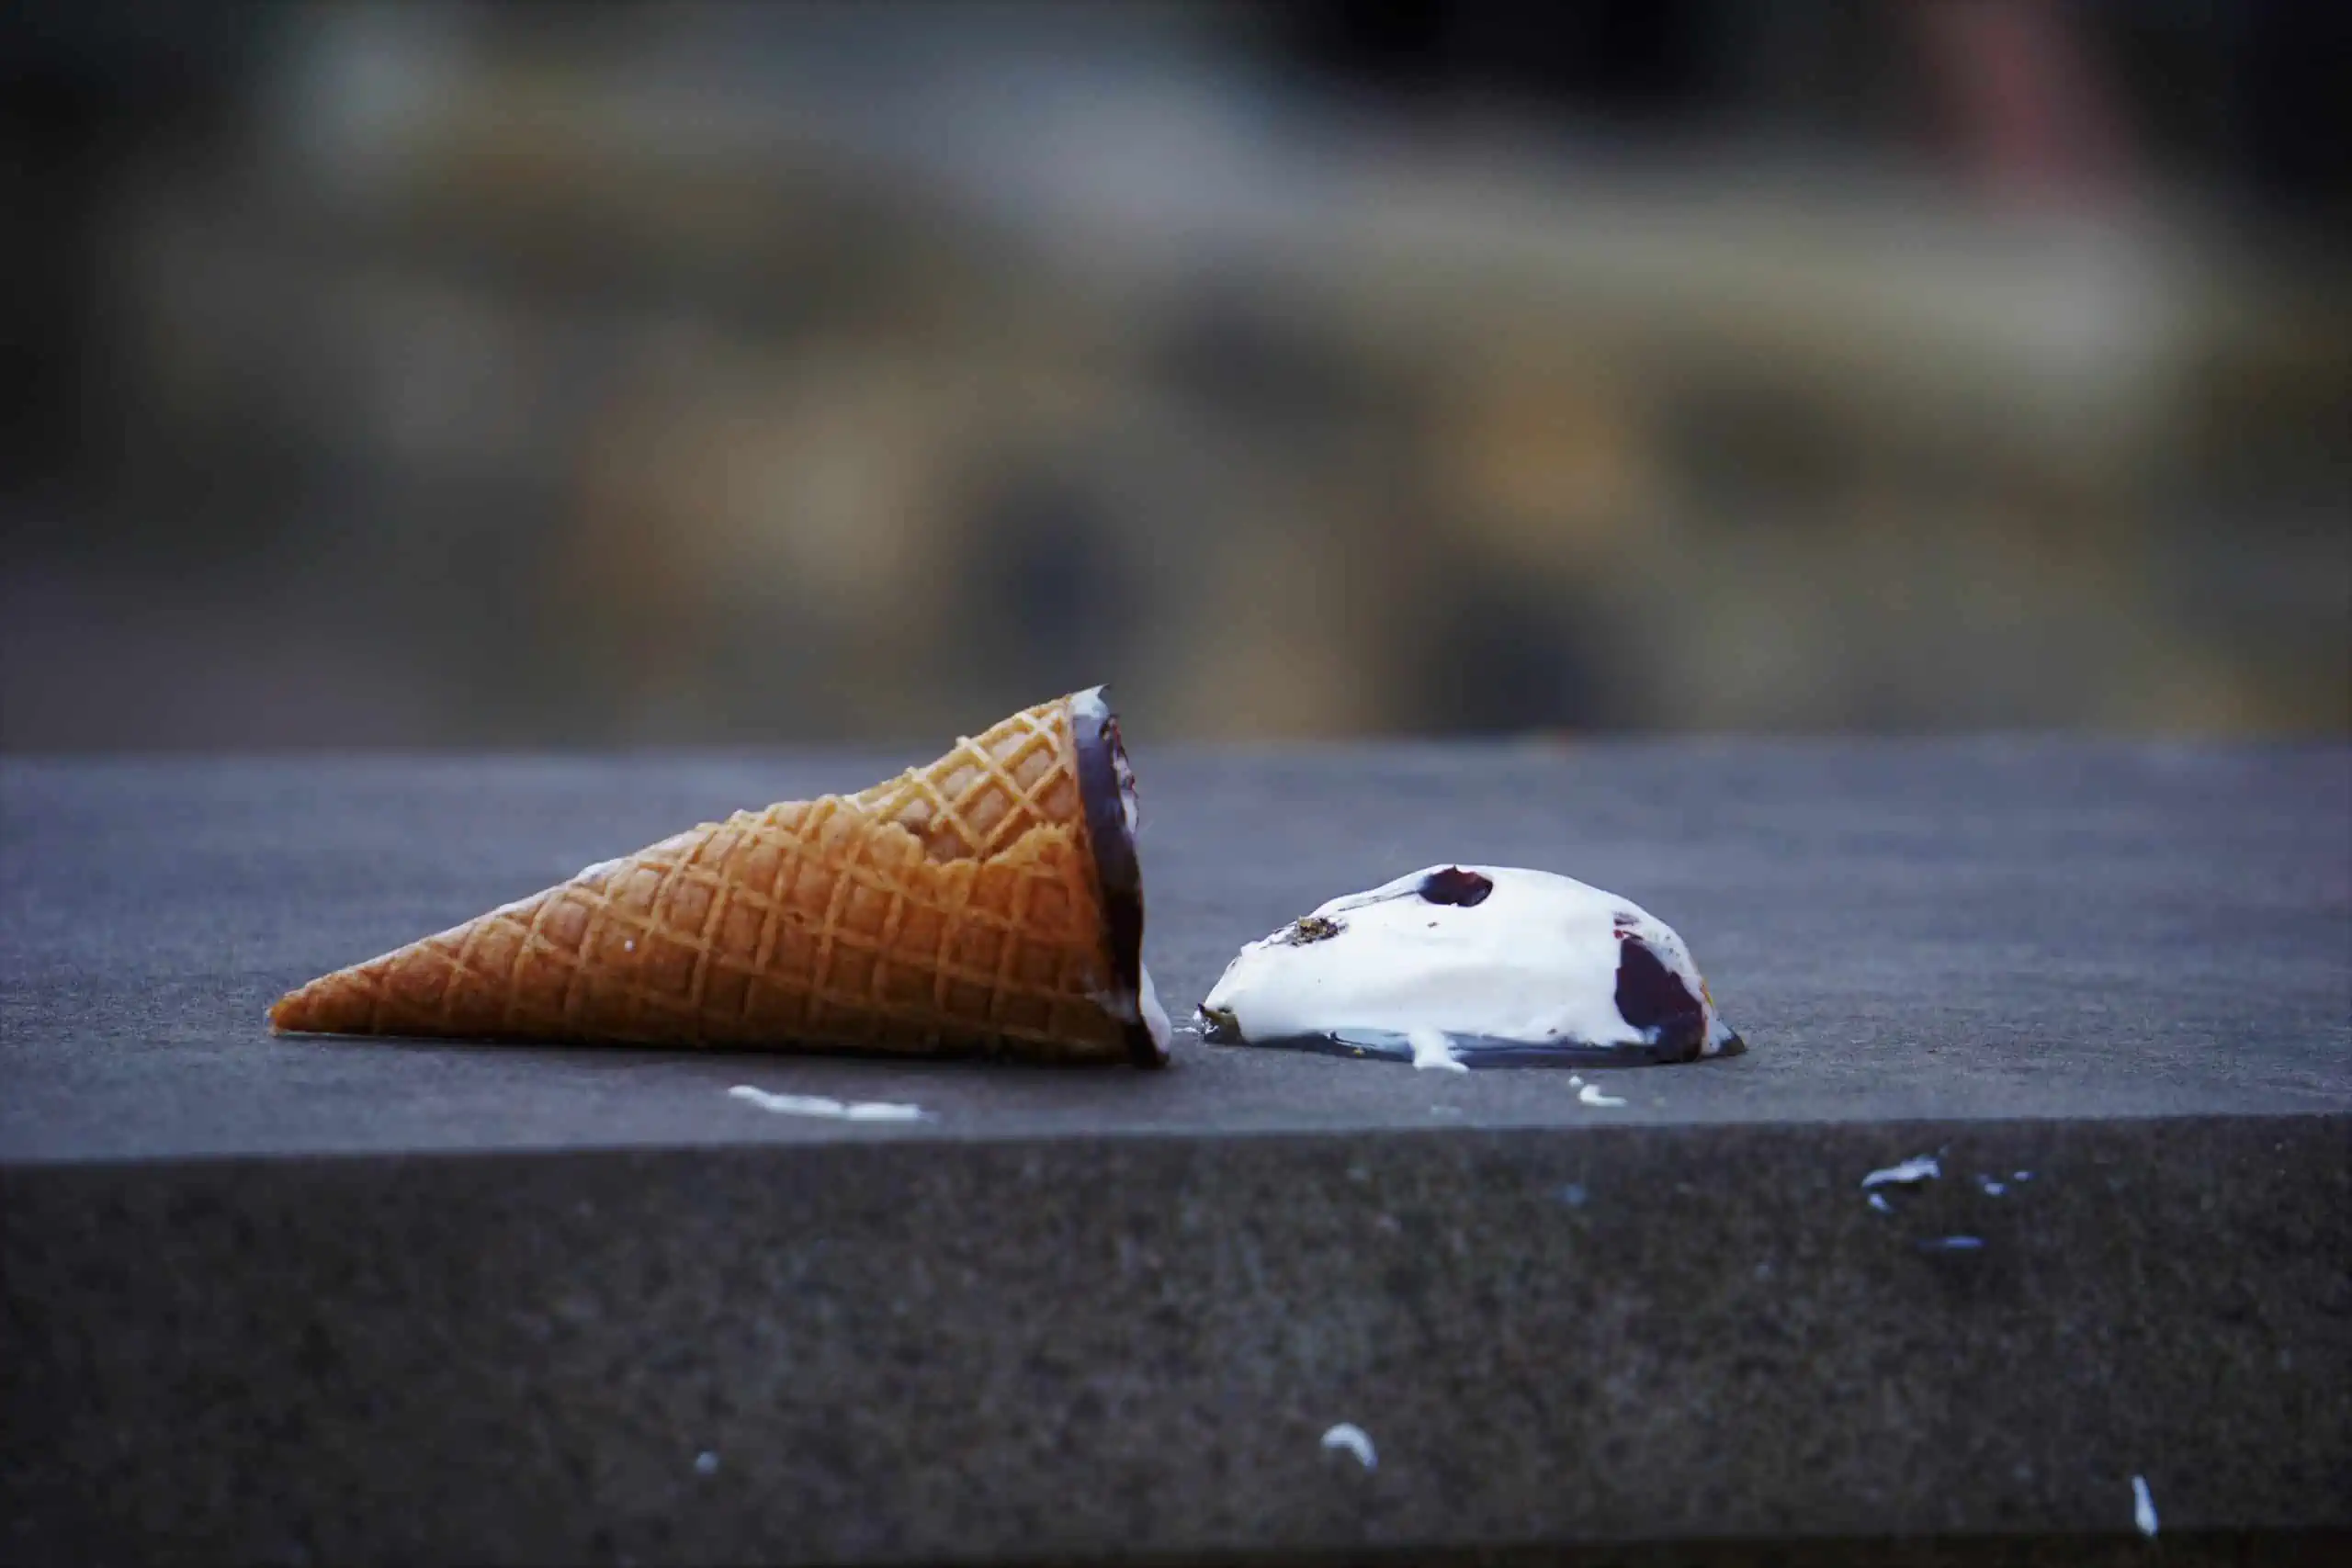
[1200,865,1741,1067]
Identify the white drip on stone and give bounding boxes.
[1861,1155,1942,1189]
[1138,964,1170,1054]
[2132,1474,2158,1538]
[1320,1423,1377,1470]
[728,1086,931,1122]
[1408,1025,1467,1072]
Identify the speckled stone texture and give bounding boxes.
[4,742,2348,1564]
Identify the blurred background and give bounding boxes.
[4,0,2346,750]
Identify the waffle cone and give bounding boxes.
[269,688,1160,1065]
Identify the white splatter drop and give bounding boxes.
[1867,1192,1894,1214]
[695,1450,719,1476]
[1320,1423,1377,1470]
[728,1086,931,1122]
[1577,1083,1627,1108]
[2132,1474,2158,1538]
[1861,1155,1941,1189]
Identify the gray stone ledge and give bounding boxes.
[4,741,2346,1562]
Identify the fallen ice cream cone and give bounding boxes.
[270,687,1168,1066]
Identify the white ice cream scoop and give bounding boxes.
[1198,865,1742,1068]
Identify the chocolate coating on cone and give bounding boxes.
[1069,686,1159,1067]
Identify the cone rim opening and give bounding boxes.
[1070,685,1159,1067]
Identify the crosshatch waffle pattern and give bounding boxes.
[269,695,1131,1061]
[851,699,1082,863]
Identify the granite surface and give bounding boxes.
[4,740,2348,1564]
[3,740,2347,1160]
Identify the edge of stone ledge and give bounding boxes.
[5,1103,2345,1174]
